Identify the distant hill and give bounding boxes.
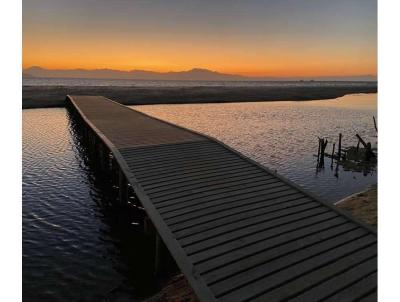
[22,72,35,78]
[23,66,377,82]
[23,66,246,81]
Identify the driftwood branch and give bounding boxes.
[356,133,376,160]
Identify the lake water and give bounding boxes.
[23,109,161,301]
[134,93,377,203]
[23,93,377,301]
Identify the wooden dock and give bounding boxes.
[67,95,377,302]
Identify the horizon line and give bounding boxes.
[23,65,377,79]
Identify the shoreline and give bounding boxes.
[336,184,377,227]
[22,84,377,109]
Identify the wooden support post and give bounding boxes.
[154,233,176,276]
[373,116,377,132]
[144,216,155,235]
[118,169,128,205]
[338,133,342,161]
[331,143,335,168]
[317,138,321,163]
[154,234,162,275]
[110,158,119,190]
[107,152,113,174]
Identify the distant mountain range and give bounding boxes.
[23,66,377,82]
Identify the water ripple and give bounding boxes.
[23,108,160,301]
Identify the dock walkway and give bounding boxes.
[67,95,377,302]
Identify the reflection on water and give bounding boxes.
[134,93,377,202]
[23,109,162,301]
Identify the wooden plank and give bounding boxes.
[159,179,285,216]
[128,156,246,179]
[175,196,313,240]
[288,257,377,302]
[175,194,312,239]
[170,190,304,233]
[185,207,332,256]
[188,212,338,262]
[140,164,257,188]
[357,291,377,302]
[179,202,321,247]
[254,250,376,302]
[123,150,240,171]
[201,222,357,282]
[323,272,377,302]
[216,237,376,301]
[154,176,278,206]
[134,160,250,182]
[148,171,268,197]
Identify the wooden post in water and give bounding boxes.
[108,152,113,175]
[331,143,335,168]
[338,133,342,161]
[373,116,378,132]
[318,139,328,168]
[111,157,119,192]
[321,139,328,168]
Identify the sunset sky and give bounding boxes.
[23,0,377,77]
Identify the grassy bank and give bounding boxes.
[22,84,377,109]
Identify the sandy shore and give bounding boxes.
[22,84,377,109]
[336,184,377,227]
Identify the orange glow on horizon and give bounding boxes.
[23,31,377,78]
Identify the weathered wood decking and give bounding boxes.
[67,95,377,302]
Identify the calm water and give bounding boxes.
[23,77,376,88]
[23,93,377,301]
[23,109,162,301]
[134,93,377,203]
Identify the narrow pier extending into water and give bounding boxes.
[67,95,377,302]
